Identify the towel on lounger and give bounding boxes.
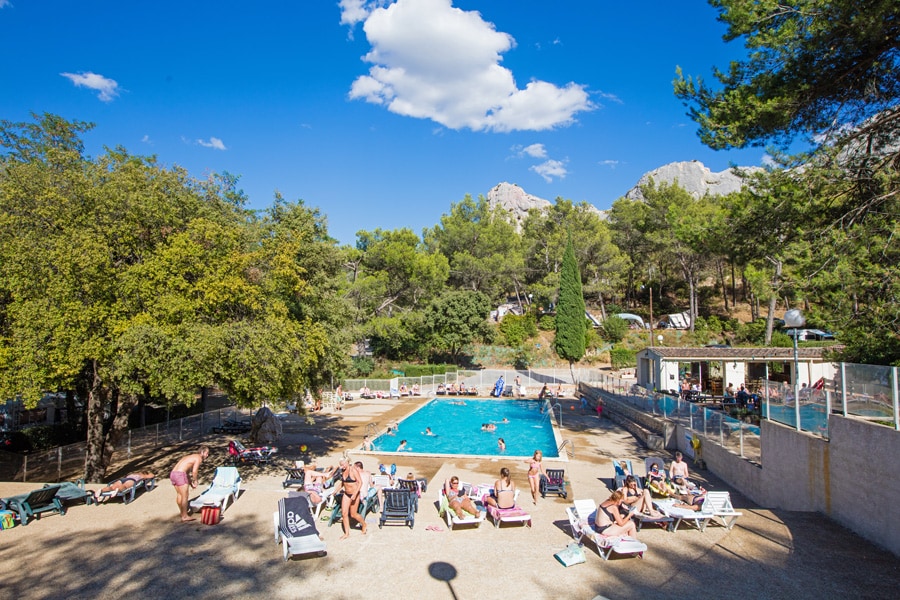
[278,495,320,539]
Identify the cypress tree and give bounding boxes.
[555,232,586,382]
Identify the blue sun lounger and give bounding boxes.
[1,485,65,526]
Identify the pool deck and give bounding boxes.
[1,395,898,600]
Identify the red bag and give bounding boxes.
[201,505,221,525]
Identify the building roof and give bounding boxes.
[643,346,841,361]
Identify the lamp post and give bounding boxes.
[783,308,805,431]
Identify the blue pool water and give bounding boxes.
[371,398,559,457]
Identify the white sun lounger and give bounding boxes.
[189,466,241,514]
[438,482,486,530]
[568,499,647,560]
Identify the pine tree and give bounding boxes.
[555,232,586,382]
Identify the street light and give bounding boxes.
[783,308,805,431]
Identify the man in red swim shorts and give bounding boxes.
[170,445,209,522]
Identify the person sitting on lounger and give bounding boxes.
[647,462,676,497]
[97,471,155,502]
[619,475,664,517]
[444,476,481,519]
[595,490,638,538]
[483,467,516,509]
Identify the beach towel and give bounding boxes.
[554,543,586,567]
[278,495,320,539]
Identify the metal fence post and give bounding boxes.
[23,454,27,482]
[179,419,183,441]
[841,363,848,417]
[57,447,62,482]
[739,424,744,458]
[893,366,899,431]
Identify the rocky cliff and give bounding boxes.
[624,160,760,201]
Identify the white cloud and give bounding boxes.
[60,71,120,102]
[599,159,619,169]
[520,143,547,159]
[141,134,152,145]
[530,159,568,182]
[0,1,11,9]
[597,91,622,104]
[339,0,377,26]
[197,137,227,150]
[347,0,593,132]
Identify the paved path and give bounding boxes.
[1,396,898,600]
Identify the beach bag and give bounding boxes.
[0,510,16,530]
[201,505,221,525]
[554,543,586,567]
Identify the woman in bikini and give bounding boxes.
[484,467,516,509]
[524,450,547,504]
[444,476,480,519]
[594,489,638,538]
[338,459,367,539]
[619,475,664,517]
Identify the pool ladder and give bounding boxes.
[546,401,562,427]
[365,422,379,437]
[558,439,575,459]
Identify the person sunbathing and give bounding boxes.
[444,476,480,519]
[646,462,677,497]
[483,467,516,509]
[594,490,638,538]
[619,475,664,517]
[96,471,155,502]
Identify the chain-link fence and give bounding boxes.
[0,407,251,483]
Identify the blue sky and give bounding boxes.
[1,0,766,245]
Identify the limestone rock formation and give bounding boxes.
[486,182,553,228]
[624,160,760,201]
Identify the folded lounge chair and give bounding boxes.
[567,499,647,560]
[282,466,305,489]
[274,496,326,560]
[189,466,241,514]
[540,468,568,499]
[1,485,65,526]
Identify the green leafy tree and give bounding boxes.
[424,195,523,303]
[424,290,492,364]
[600,315,628,343]
[554,233,586,381]
[675,0,900,363]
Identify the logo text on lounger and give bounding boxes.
[286,511,311,535]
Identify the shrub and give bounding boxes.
[351,356,375,377]
[609,347,637,370]
[538,315,555,331]
[513,346,534,370]
[600,315,628,343]
[499,313,537,346]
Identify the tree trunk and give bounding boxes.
[764,257,782,345]
[84,361,108,483]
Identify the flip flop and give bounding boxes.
[426,525,444,532]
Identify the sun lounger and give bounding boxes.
[568,499,647,560]
[212,418,251,434]
[282,466,305,489]
[614,459,637,489]
[52,480,96,507]
[98,475,156,505]
[1,485,65,526]
[396,478,420,513]
[653,498,714,532]
[189,466,241,514]
[274,496,326,560]
[484,489,531,528]
[437,482,485,530]
[328,488,380,528]
[540,468,568,499]
[380,488,415,529]
[228,439,277,466]
[703,491,742,530]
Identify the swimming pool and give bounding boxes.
[370,398,560,458]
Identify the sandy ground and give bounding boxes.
[1,396,899,600]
